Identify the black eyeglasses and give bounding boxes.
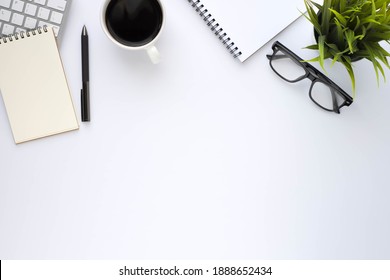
[267,41,353,114]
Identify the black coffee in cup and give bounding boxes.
[105,0,163,47]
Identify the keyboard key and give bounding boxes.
[0,0,11,8]
[2,23,14,34]
[24,16,36,28]
[0,8,12,21]
[11,0,24,12]
[37,6,49,20]
[47,0,65,11]
[11,12,24,25]
[24,3,37,16]
[33,0,46,5]
[49,10,61,24]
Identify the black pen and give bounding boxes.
[81,25,90,122]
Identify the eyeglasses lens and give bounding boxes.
[310,80,345,111]
[270,50,306,82]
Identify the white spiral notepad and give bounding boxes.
[0,28,79,144]
[187,0,305,62]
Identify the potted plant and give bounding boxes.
[303,0,390,92]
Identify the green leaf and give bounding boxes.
[302,0,322,34]
[305,44,320,50]
[340,58,356,94]
[361,41,387,85]
[321,0,332,33]
[318,34,326,70]
[329,8,347,25]
[345,29,356,53]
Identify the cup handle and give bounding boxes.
[146,46,161,64]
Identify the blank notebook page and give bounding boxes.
[197,0,305,62]
[0,28,79,144]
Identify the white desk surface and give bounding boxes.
[1,0,390,259]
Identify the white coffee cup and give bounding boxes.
[100,0,165,64]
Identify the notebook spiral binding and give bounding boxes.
[0,26,48,44]
[187,0,242,59]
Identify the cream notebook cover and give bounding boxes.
[0,28,79,144]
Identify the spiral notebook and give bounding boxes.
[187,0,305,62]
[0,27,79,144]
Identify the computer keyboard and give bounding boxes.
[0,0,71,39]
